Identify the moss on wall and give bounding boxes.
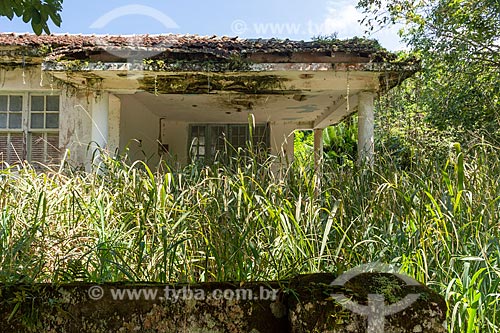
[0,273,446,333]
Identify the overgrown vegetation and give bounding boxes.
[0,135,499,331]
[358,0,500,143]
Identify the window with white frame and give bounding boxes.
[0,93,60,166]
[189,123,270,163]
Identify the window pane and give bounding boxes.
[0,96,7,111]
[0,114,6,128]
[46,96,60,111]
[46,114,59,129]
[31,96,45,111]
[8,113,22,129]
[31,114,44,129]
[9,96,22,111]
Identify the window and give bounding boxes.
[0,94,60,166]
[189,123,270,163]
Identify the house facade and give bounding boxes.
[0,34,413,169]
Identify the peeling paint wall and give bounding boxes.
[108,94,121,154]
[59,89,92,167]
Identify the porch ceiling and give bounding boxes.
[118,90,343,125]
[53,69,384,127]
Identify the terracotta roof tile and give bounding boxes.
[0,33,389,58]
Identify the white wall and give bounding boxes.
[160,120,188,166]
[59,89,92,167]
[119,96,161,165]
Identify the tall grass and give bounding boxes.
[0,143,499,332]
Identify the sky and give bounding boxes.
[0,0,405,50]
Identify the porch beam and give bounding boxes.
[314,94,358,129]
[357,91,376,166]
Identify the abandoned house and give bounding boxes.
[0,34,414,169]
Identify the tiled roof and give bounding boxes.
[0,33,393,60]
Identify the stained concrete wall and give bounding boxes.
[0,273,447,333]
[159,120,189,166]
[59,89,92,167]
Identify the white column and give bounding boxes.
[314,128,324,194]
[314,128,324,171]
[90,92,109,163]
[358,92,376,166]
[108,94,121,155]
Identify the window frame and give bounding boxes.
[188,123,270,163]
[0,91,61,165]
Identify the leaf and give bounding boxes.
[12,0,23,17]
[1,1,15,20]
[31,8,41,25]
[42,23,51,35]
[22,7,32,23]
[48,11,61,27]
[31,21,43,35]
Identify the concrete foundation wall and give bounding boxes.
[0,273,447,333]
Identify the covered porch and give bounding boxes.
[39,35,413,168]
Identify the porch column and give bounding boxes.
[314,128,323,193]
[90,92,109,162]
[314,128,324,171]
[108,94,121,155]
[358,92,376,166]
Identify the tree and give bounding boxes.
[0,0,63,35]
[358,0,500,142]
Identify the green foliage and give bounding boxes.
[358,0,500,142]
[322,117,358,167]
[1,141,500,330]
[0,0,63,35]
[293,130,314,165]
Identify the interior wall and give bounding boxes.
[159,120,188,166]
[119,96,161,165]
